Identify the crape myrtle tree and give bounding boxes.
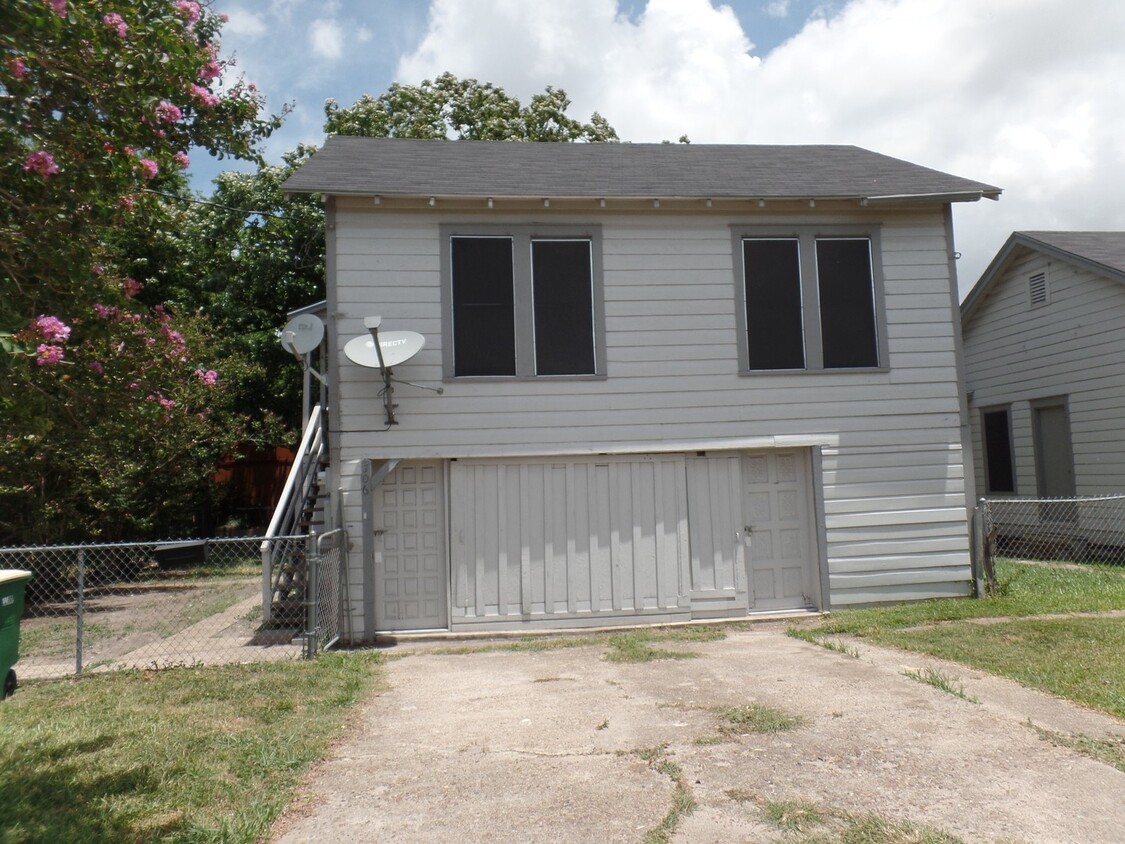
[154,73,618,431]
[0,0,283,544]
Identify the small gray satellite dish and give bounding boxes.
[344,330,426,369]
[280,314,325,355]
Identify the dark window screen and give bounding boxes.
[744,239,805,370]
[532,240,595,375]
[983,410,1015,493]
[816,239,878,368]
[451,237,516,376]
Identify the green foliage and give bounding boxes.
[715,702,804,735]
[324,72,619,142]
[0,0,283,544]
[901,667,980,703]
[160,74,620,434]
[817,559,1125,636]
[132,146,325,429]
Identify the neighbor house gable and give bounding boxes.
[961,231,1125,326]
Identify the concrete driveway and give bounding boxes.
[271,623,1125,843]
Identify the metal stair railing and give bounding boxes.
[261,403,326,623]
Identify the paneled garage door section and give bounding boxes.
[449,456,689,627]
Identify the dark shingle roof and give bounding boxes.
[282,136,1000,202]
[1017,232,1125,277]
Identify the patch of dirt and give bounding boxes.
[19,576,294,677]
[271,627,1125,844]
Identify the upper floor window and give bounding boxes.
[441,225,605,379]
[734,226,886,372]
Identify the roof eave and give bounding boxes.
[283,187,998,206]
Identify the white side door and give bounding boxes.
[743,450,816,611]
[373,462,447,631]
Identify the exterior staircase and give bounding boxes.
[261,404,328,624]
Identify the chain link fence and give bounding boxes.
[0,533,345,680]
[978,495,1125,593]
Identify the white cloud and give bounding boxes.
[310,18,346,60]
[396,0,1125,291]
[221,6,267,37]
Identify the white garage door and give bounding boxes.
[449,455,690,627]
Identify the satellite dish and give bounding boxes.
[344,330,426,369]
[280,314,325,355]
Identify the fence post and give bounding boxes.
[75,549,85,675]
[304,534,318,660]
[971,502,985,598]
[980,498,999,597]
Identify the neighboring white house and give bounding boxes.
[961,231,1125,502]
[282,137,1000,639]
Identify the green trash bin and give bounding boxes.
[1,569,32,700]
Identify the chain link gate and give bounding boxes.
[0,533,346,680]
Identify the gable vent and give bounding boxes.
[1029,271,1048,307]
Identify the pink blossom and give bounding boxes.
[175,1,201,24]
[46,0,67,19]
[155,100,182,123]
[159,395,176,410]
[119,194,135,212]
[194,368,218,386]
[7,57,27,79]
[88,361,104,375]
[102,12,128,38]
[93,264,105,275]
[161,324,186,352]
[138,158,158,180]
[34,314,70,343]
[123,146,135,155]
[198,60,221,81]
[189,83,220,108]
[122,277,142,298]
[174,151,190,169]
[36,344,64,366]
[23,150,58,178]
[127,381,140,390]
[93,303,118,320]
[219,13,229,22]
[120,312,142,324]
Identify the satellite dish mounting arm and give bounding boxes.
[365,316,397,426]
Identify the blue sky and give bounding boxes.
[197,0,1125,291]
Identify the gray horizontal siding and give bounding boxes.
[330,202,972,613]
[964,249,1125,496]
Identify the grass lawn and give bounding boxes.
[0,652,385,844]
[798,559,1125,719]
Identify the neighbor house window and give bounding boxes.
[982,407,1016,493]
[734,227,885,372]
[442,225,604,378]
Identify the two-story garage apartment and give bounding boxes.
[282,138,1000,639]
